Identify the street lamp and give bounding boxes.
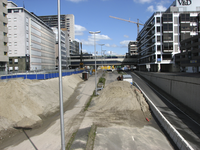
[89,31,101,95]
[99,44,104,68]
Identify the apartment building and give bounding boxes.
[52,27,69,69]
[7,1,56,71]
[38,14,80,56]
[128,41,138,56]
[175,34,200,73]
[137,0,200,72]
[38,14,75,41]
[0,0,8,72]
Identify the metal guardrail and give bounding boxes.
[134,82,194,150]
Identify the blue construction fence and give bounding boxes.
[0,69,86,80]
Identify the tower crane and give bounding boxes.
[109,16,144,36]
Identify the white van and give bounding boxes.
[122,75,133,84]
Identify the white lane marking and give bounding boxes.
[132,72,200,127]
[132,136,134,141]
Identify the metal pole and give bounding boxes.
[58,0,65,149]
[94,34,97,95]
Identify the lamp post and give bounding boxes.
[99,44,104,68]
[102,50,106,69]
[89,31,100,95]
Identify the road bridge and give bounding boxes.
[70,55,138,68]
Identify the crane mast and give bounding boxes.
[109,16,144,36]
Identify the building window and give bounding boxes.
[4,52,7,56]
[163,33,173,41]
[163,42,173,50]
[14,50,17,54]
[8,26,11,30]
[181,33,190,41]
[181,23,190,31]
[4,42,7,46]
[15,66,19,71]
[180,14,190,22]
[9,59,12,64]
[3,22,7,27]
[9,42,12,46]
[14,26,17,30]
[8,34,11,38]
[157,26,160,32]
[8,18,11,22]
[14,18,17,22]
[8,9,12,13]
[156,17,160,23]
[3,13,7,17]
[14,34,17,38]
[14,59,18,64]
[157,45,161,51]
[9,67,13,71]
[162,14,172,22]
[26,17,28,23]
[14,10,19,13]
[163,24,173,31]
[3,3,6,7]
[3,32,7,36]
[14,42,17,46]
[157,36,160,42]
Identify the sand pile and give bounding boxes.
[0,74,83,140]
[88,81,151,127]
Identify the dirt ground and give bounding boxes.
[0,71,174,150]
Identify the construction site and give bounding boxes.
[0,70,175,150]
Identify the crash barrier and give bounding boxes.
[0,69,85,80]
[134,82,194,150]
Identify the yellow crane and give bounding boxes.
[109,16,144,36]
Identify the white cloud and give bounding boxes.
[105,44,117,47]
[133,0,153,4]
[147,4,167,12]
[75,25,87,36]
[66,0,87,3]
[120,40,131,47]
[88,34,111,42]
[147,5,154,12]
[124,35,129,38]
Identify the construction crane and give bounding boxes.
[109,16,144,36]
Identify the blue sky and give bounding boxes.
[12,0,174,55]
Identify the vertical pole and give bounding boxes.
[58,0,65,150]
[94,34,97,95]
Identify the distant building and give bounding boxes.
[7,1,56,71]
[38,14,80,56]
[128,41,138,55]
[52,27,69,69]
[0,0,8,72]
[137,0,200,72]
[175,34,200,73]
[38,14,75,41]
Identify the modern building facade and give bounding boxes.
[52,27,68,69]
[38,14,75,41]
[128,41,138,55]
[38,14,80,56]
[0,0,8,72]
[7,1,56,71]
[137,0,200,72]
[175,34,200,73]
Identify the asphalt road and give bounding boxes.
[128,71,200,150]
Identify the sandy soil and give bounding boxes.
[0,71,173,150]
[0,74,83,143]
[88,80,151,128]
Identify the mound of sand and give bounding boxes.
[0,74,83,140]
[88,81,151,127]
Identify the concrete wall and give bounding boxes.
[136,71,200,115]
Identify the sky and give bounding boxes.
[11,0,174,55]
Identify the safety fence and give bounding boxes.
[134,82,194,150]
[0,69,85,80]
